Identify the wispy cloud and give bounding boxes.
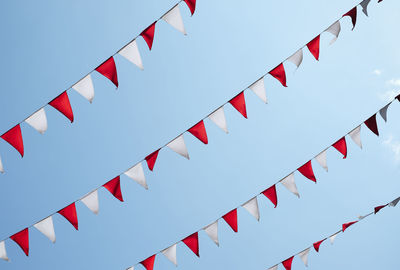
[387,79,400,87]
[372,69,382,76]
[378,89,400,102]
[383,135,400,162]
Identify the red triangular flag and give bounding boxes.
[306,35,320,61]
[282,256,294,270]
[269,63,287,87]
[1,124,24,157]
[95,57,119,88]
[140,254,156,270]
[332,137,347,159]
[375,204,387,214]
[145,149,160,171]
[222,209,238,232]
[182,232,199,257]
[262,185,277,208]
[184,0,196,15]
[342,221,358,232]
[297,160,316,182]
[58,203,78,230]
[342,7,357,30]
[229,91,247,118]
[313,239,324,252]
[188,120,208,144]
[10,228,29,256]
[103,176,123,202]
[49,91,74,123]
[141,22,156,50]
[364,114,379,136]
[378,0,383,2]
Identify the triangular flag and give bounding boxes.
[103,176,123,202]
[145,149,160,171]
[298,160,316,182]
[10,228,29,256]
[80,190,99,214]
[0,241,8,261]
[72,74,95,103]
[1,124,24,157]
[118,40,144,70]
[342,221,358,231]
[360,0,372,16]
[282,256,294,270]
[313,239,324,252]
[188,120,208,144]
[203,221,219,246]
[306,35,320,60]
[167,135,189,159]
[280,173,300,198]
[325,20,341,44]
[126,267,134,270]
[141,22,156,50]
[34,216,56,243]
[25,108,48,134]
[208,107,228,133]
[349,125,362,148]
[330,232,339,244]
[374,204,387,214]
[299,248,310,267]
[140,255,156,270]
[315,150,328,171]
[249,77,267,103]
[342,7,357,30]
[95,57,118,88]
[0,155,3,173]
[379,103,390,122]
[287,49,303,68]
[124,163,148,189]
[49,91,74,123]
[182,232,199,257]
[242,197,260,221]
[162,5,186,35]
[162,244,177,266]
[222,209,238,232]
[268,266,278,270]
[364,114,379,136]
[184,0,196,15]
[332,137,347,159]
[262,185,277,208]
[269,63,287,87]
[390,197,400,207]
[58,203,78,230]
[229,91,247,118]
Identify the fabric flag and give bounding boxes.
[298,161,316,182]
[167,135,189,159]
[118,40,144,70]
[287,49,303,69]
[188,120,208,144]
[1,124,24,157]
[49,91,74,123]
[127,267,133,270]
[103,176,123,202]
[182,232,199,257]
[10,228,29,256]
[299,248,310,267]
[162,4,186,35]
[349,125,362,149]
[268,266,278,270]
[184,0,196,15]
[162,244,177,266]
[390,197,400,207]
[306,35,320,60]
[25,108,48,134]
[269,63,287,87]
[141,22,156,50]
[58,203,78,230]
[325,20,341,44]
[229,91,247,118]
[263,185,277,208]
[360,0,371,16]
[140,255,156,270]
[145,149,160,171]
[95,57,118,88]
[282,256,294,270]
[0,241,8,261]
[80,190,99,214]
[330,232,339,244]
[222,209,238,232]
[242,197,260,221]
[0,156,3,173]
[72,74,95,102]
[34,216,56,243]
[332,137,347,159]
[315,150,328,172]
[313,239,324,252]
[374,204,387,214]
[379,103,390,122]
[249,77,267,103]
[124,162,148,189]
[364,114,379,136]
[208,107,228,133]
[342,221,357,231]
[203,221,219,246]
[342,7,357,30]
[280,173,300,198]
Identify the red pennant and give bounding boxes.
[145,149,160,171]
[342,221,358,232]
[58,203,78,230]
[262,185,277,208]
[188,120,208,144]
[306,35,320,61]
[1,124,24,157]
[10,228,29,256]
[269,63,287,87]
[378,0,383,2]
[297,160,316,182]
[374,204,387,214]
[182,232,199,257]
[222,209,238,232]
[282,256,294,270]
[103,176,123,202]
[313,239,324,252]
[229,91,247,118]
[140,254,156,270]
[49,91,74,123]
[95,57,119,88]
[141,22,156,50]
[184,0,196,15]
[342,7,357,30]
[364,114,379,136]
[332,137,347,159]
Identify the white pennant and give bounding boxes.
[126,267,134,270]
[72,74,95,103]
[0,155,4,173]
[162,4,186,35]
[379,103,390,122]
[161,243,177,266]
[280,173,300,198]
[204,220,219,246]
[268,266,278,270]
[349,125,362,149]
[299,248,310,266]
[330,232,339,244]
[242,197,260,221]
[287,49,303,68]
[249,77,267,103]
[0,241,8,261]
[25,108,48,134]
[167,135,189,159]
[325,21,341,44]
[360,0,372,16]
[390,197,400,207]
[315,150,328,172]
[118,40,144,70]
[208,107,228,133]
[81,190,99,214]
[124,163,148,189]
[34,216,56,243]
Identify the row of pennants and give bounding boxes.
[0,0,380,172]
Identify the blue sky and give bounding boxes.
[0,0,399,269]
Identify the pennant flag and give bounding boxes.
[124,162,148,189]
[282,256,294,270]
[141,22,156,50]
[103,176,123,202]
[249,77,267,103]
[58,203,78,230]
[390,197,400,207]
[184,0,196,15]
[162,4,186,35]
[167,135,189,159]
[80,190,99,214]
[127,267,133,270]
[280,173,300,198]
[306,35,320,60]
[0,156,3,173]
[140,255,156,270]
[72,74,95,103]
[10,228,29,256]
[268,266,278,270]
[297,160,316,182]
[208,107,228,133]
[325,20,341,44]
[364,114,379,136]
[330,232,339,244]
[342,221,358,231]
[242,197,260,221]
[299,248,310,267]
[332,137,347,159]
[313,239,324,252]
[0,241,8,261]
[263,185,277,208]
[145,149,160,171]
[287,49,303,68]
[315,150,328,171]
[34,216,56,243]
[95,57,118,88]
[49,91,74,123]
[118,40,144,70]
[182,232,199,257]
[342,7,357,30]
[162,244,177,266]
[269,63,287,87]
[188,120,208,144]
[229,91,247,118]
[374,204,387,214]
[349,125,362,149]
[25,108,48,134]
[1,124,24,157]
[222,209,238,232]
[379,103,390,122]
[204,221,219,246]
[360,0,371,16]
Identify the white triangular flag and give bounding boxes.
[268,266,278,270]
[167,135,189,159]
[72,74,95,103]
[25,108,48,134]
[349,125,362,149]
[242,197,260,221]
[124,163,148,189]
[81,190,99,214]
[208,107,228,133]
[325,21,341,44]
[330,232,339,244]
[161,243,177,266]
[299,248,310,266]
[287,49,303,68]
[0,155,4,173]
[315,150,328,172]
[280,173,300,198]
[204,220,219,246]
[379,103,390,122]
[162,4,186,35]
[249,77,267,103]
[126,267,134,270]
[0,241,8,261]
[360,0,371,16]
[118,40,144,70]
[390,197,400,207]
[34,216,56,243]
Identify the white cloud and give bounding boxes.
[378,89,400,102]
[383,135,400,162]
[387,79,400,86]
[372,69,382,75]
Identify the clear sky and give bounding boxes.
[0,0,399,269]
